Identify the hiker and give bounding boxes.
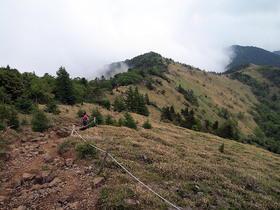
[82,112,89,126]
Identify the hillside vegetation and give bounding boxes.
[1,52,280,209]
[228,45,280,69]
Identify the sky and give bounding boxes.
[1,0,280,78]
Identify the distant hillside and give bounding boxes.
[228,45,280,69]
[273,50,280,56]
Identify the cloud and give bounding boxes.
[0,0,279,78]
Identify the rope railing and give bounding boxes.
[71,125,181,210]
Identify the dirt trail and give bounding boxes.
[0,125,104,210]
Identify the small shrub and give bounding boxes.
[15,96,33,114]
[191,125,199,131]
[20,116,29,126]
[31,109,49,132]
[118,118,125,127]
[9,109,20,131]
[0,105,20,131]
[91,108,104,125]
[219,143,225,153]
[58,138,76,155]
[143,120,152,129]
[45,101,61,115]
[105,114,115,125]
[0,120,6,131]
[124,112,137,130]
[97,98,111,110]
[76,142,96,160]
[77,109,86,117]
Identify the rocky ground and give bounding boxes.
[0,124,105,210]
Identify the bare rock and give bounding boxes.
[0,152,10,161]
[69,201,79,209]
[16,206,27,210]
[22,173,35,181]
[58,196,69,205]
[44,155,53,163]
[65,158,74,167]
[197,192,204,196]
[271,188,280,194]
[21,138,28,143]
[0,196,7,203]
[170,186,179,192]
[49,177,62,187]
[11,178,22,188]
[92,177,104,188]
[36,171,54,184]
[216,199,229,209]
[56,129,69,138]
[123,199,138,207]
[30,138,38,142]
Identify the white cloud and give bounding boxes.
[0,0,279,78]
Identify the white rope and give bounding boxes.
[72,127,180,210]
[108,153,181,210]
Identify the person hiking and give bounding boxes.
[82,112,89,126]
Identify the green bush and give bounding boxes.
[105,114,115,125]
[219,143,225,153]
[124,112,137,130]
[76,142,96,160]
[97,98,111,110]
[0,120,6,131]
[31,109,49,132]
[15,96,33,114]
[77,109,86,117]
[45,101,61,115]
[118,118,125,127]
[143,120,152,129]
[58,138,76,155]
[0,105,20,131]
[91,108,104,125]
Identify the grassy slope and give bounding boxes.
[57,103,280,209]
[110,61,260,137]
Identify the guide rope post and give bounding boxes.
[98,148,110,175]
[70,125,75,136]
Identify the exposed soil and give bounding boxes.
[0,124,104,210]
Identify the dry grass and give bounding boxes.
[68,109,280,209]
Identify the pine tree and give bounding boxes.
[105,114,115,125]
[145,93,150,105]
[113,96,126,112]
[31,109,49,132]
[55,67,76,105]
[125,87,135,112]
[91,107,104,125]
[124,112,137,129]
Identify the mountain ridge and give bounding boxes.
[227,45,280,69]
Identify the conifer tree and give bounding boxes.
[31,109,49,132]
[124,112,137,129]
[91,107,104,125]
[145,93,150,105]
[113,96,126,112]
[55,67,76,105]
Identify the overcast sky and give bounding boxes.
[1,0,280,78]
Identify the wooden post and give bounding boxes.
[98,148,110,175]
[70,125,75,136]
[94,117,96,123]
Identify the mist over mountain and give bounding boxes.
[227,45,280,69]
[97,62,129,79]
[273,50,280,56]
